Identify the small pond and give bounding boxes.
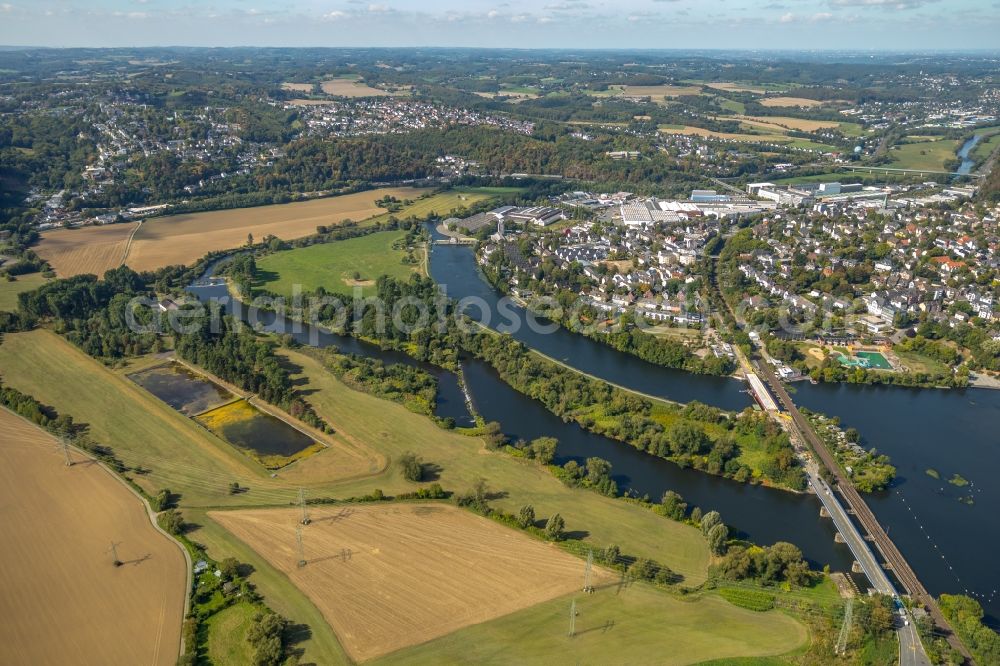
[196,399,320,466]
[128,363,234,415]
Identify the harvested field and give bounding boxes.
[277,347,711,585]
[0,408,186,666]
[320,77,404,97]
[659,125,787,143]
[281,82,314,92]
[739,115,841,132]
[124,188,422,272]
[760,97,825,108]
[620,84,703,98]
[706,82,768,94]
[35,221,138,277]
[210,503,614,662]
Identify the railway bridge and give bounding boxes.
[752,359,973,664]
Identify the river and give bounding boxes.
[189,240,998,625]
[427,234,1000,626]
[793,382,1000,625]
[187,251,858,578]
[957,134,982,176]
[429,234,751,411]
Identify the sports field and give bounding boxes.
[0,408,186,666]
[0,271,50,311]
[256,229,418,297]
[375,582,807,665]
[35,221,139,277]
[211,503,614,662]
[123,188,423,272]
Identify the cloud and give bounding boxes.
[780,11,836,23]
[543,1,590,10]
[367,3,391,12]
[829,0,938,8]
[322,10,349,21]
[110,10,149,19]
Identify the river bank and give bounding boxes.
[428,237,1000,627]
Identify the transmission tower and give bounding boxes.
[295,525,307,568]
[298,488,311,525]
[835,598,855,655]
[568,598,577,637]
[107,541,122,567]
[60,439,72,467]
[583,550,594,593]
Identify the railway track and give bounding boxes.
[754,360,974,664]
[706,252,972,662]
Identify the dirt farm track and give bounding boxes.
[0,408,187,666]
[211,503,614,662]
[34,221,139,278]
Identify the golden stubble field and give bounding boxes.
[123,187,424,272]
[736,115,840,132]
[0,408,187,666]
[210,503,614,662]
[35,221,139,277]
[760,96,826,108]
[320,78,405,97]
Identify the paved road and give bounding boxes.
[809,474,929,666]
[708,256,968,664]
[751,358,966,665]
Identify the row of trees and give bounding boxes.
[275,269,803,490]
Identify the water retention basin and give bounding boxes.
[129,362,321,468]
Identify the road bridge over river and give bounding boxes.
[708,252,971,663]
[752,358,972,665]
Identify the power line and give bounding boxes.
[59,439,72,467]
[107,541,122,567]
[298,488,311,525]
[295,525,306,568]
[568,598,576,637]
[835,598,854,655]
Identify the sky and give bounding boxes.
[1,0,999,50]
